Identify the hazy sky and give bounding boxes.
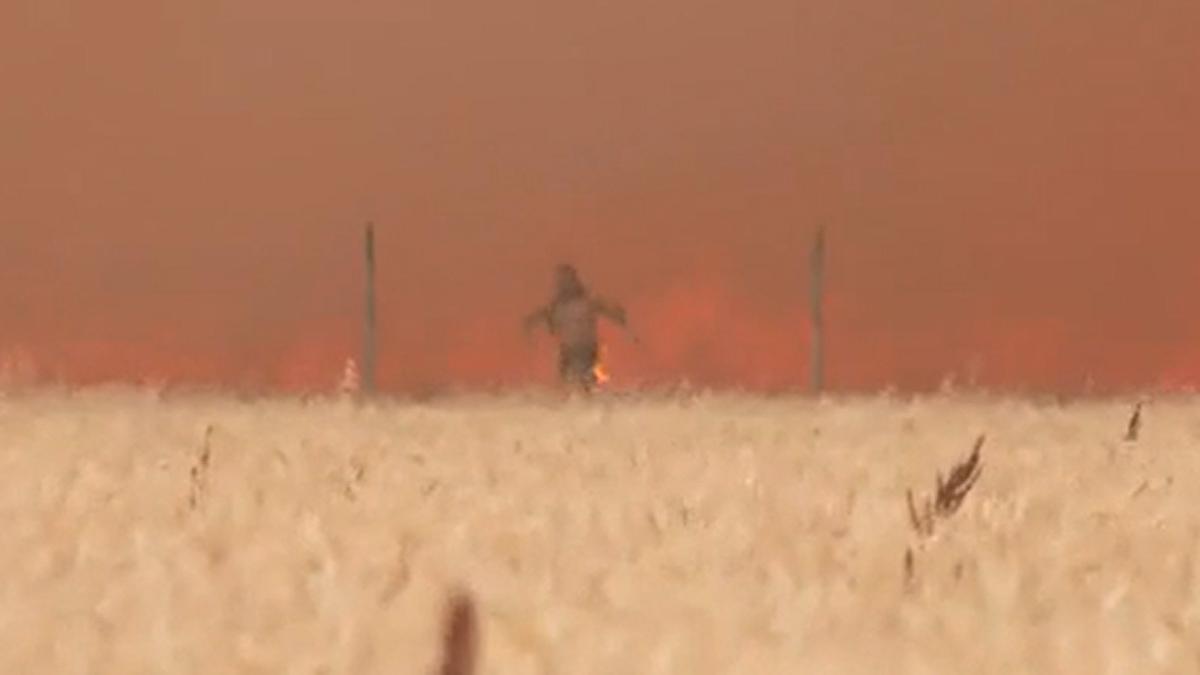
[2,1,1197,392]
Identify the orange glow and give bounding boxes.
[593,345,611,386]
[6,278,1199,395]
[2,2,1199,394]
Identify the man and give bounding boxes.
[523,264,637,390]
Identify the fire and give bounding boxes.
[593,345,611,385]
[338,357,361,394]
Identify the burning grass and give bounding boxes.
[0,387,1195,673]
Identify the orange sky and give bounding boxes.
[2,1,1198,392]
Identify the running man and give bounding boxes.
[523,264,637,390]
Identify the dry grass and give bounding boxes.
[0,386,1197,673]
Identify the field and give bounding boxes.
[0,387,1196,673]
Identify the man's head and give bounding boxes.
[554,263,585,299]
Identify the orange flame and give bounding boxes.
[593,345,611,385]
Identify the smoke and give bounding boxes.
[1,1,1198,393]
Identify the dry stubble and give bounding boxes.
[0,387,1196,673]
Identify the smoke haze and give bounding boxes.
[2,1,1198,392]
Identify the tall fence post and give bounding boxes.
[809,226,825,394]
[363,222,377,395]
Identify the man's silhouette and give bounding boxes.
[523,264,636,389]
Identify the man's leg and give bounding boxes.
[559,343,598,391]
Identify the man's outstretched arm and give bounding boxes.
[522,305,552,335]
[592,297,639,343]
[591,297,627,325]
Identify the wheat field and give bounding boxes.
[0,386,1196,674]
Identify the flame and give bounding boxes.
[593,345,611,385]
[338,357,361,394]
